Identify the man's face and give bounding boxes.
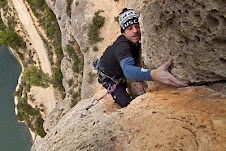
[123,24,141,45]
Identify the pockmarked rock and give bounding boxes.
[31,86,226,151]
[139,0,226,83]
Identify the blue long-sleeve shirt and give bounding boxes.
[120,57,152,81]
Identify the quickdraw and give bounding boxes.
[80,81,119,118]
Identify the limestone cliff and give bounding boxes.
[32,86,226,150]
[32,0,226,150]
[136,0,226,84]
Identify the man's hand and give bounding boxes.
[150,58,188,87]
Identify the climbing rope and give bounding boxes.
[80,82,119,118]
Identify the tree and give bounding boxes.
[22,66,43,87]
[0,30,26,49]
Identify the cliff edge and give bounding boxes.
[31,0,226,150]
[31,86,226,150]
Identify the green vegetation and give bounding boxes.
[0,30,26,50]
[0,7,26,51]
[67,79,73,87]
[39,7,62,49]
[34,116,46,137]
[0,0,7,8]
[25,0,62,61]
[54,47,64,92]
[26,0,64,93]
[17,100,39,118]
[65,45,83,73]
[88,10,105,44]
[64,44,83,108]
[55,47,64,64]
[93,45,98,51]
[22,66,51,88]
[66,0,73,17]
[53,66,64,91]
[15,80,46,138]
[0,16,6,31]
[16,99,46,138]
[114,16,119,22]
[0,0,64,138]
[26,0,45,10]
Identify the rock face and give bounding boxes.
[45,0,124,101]
[32,0,226,150]
[43,0,124,131]
[31,87,226,150]
[138,0,226,83]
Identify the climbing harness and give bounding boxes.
[80,81,119,118]
[80,58,125,117]
[93,58,125,84]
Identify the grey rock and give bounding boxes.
[139,0,226,83]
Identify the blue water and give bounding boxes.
[0,47,31,151]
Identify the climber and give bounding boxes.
[97,8,188,108]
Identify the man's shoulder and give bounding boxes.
[113,35,132,49]
[116,35,129,43]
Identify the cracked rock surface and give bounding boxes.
[31,86,226,151]
[139,0,226,83]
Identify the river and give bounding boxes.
[0,46,31,151]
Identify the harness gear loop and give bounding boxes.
[80,81,119,118]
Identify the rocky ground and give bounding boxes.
[31,85,226,151]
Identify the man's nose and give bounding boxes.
[133,27,138,33]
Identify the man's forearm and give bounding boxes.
[120,57,152,81]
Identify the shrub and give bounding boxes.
[13,85,23,99]
[66,0,73,17]
[65,45,74,56]
[55,47,63,65]
[17,100,39,116]
[16,111,26,121]
[0,0,7,8]
[53,66,63,86]
[35,116,46,137]
[65,45,84,73]
[16,99,46,137]
[88,10,105,44]
[22,66,50,87]
[67,79,73,87]
[0,30,26,50]
[114,16,119,22]
[0,16,6,31]
[26,0,45,10]
[93,45,98,51]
